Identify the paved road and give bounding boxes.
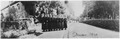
[18,23,119,38]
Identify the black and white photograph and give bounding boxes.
[0,0,119,39]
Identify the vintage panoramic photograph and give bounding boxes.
[0,0,119,39]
